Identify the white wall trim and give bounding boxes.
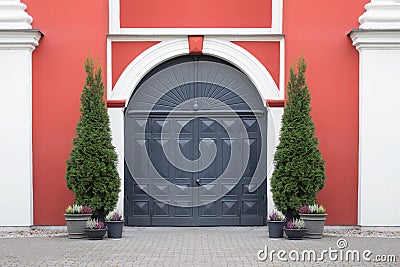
[108,108,125,215]
[118,28,278,36]
[279,38,285,95]
[107,34,285,42]
[106,37,113,103]
[271,0,283,33]
[109,0,283,35]
[108,0,120,33]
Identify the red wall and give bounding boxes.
[25,0,108,225]
[120,0,272,28]
[233,42,280,89]
[112,42,159,88]
[284,0,369,225]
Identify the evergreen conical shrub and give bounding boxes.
[270,58,326,217]
[65,58,120,218]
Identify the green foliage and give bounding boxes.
[65,58,120,217]
[270,58,326,215]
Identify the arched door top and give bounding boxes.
[110,39,281,105]
[126,55,265,114]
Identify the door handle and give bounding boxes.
[196,179,202,186]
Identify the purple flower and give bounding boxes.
[298,205,310,214]
[286,221,294,229]
[81,205,93,214]
[106,210,123,221]
[113,213,122,221]
[267,209,285,221]
[97,221,105,229]
[269,213,278,221]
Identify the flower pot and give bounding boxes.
[284,228,307,240]
[299,213,327,239]
[64,214,92,239]
[106,220,124,238]
[267,220,285,238]
[83,228,107,240]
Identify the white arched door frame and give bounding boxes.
[109,38,283,213]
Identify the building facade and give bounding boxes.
[0,0,399,227]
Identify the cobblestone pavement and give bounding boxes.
[0,227,399,266]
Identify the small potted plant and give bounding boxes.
[298,204,327,239]
[64,204,93,239]
[105,210,124,238]
[83,219,107,240]
[267,209,286,238]
[284,218,307,240]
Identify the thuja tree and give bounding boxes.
[65,58,120,218]
[270,58,326,218]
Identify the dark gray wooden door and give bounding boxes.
[124,56,267,226]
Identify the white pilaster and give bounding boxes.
[108,108,125,215]
[350,0,400,226]
[0,0,40,226]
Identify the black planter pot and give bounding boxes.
[267,220,285,238]
[106,220,124,238]
[284,228,307,240]
[83,228,107,240]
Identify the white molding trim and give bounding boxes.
[109,0,120,33]
[118,28,278,36]
[279,38,285,94]
[109,0,283,35]
[0,30,41,51]
[108,108,125,215]
[271,0,283,33]
[107,34,285,42]
[350,30,400,51]
[106,37,113,102]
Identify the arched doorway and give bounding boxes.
[124,55,268,226]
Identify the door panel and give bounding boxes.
[125,115,265,226]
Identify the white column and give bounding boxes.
[350,0,400,226]
[0,0,40,226]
